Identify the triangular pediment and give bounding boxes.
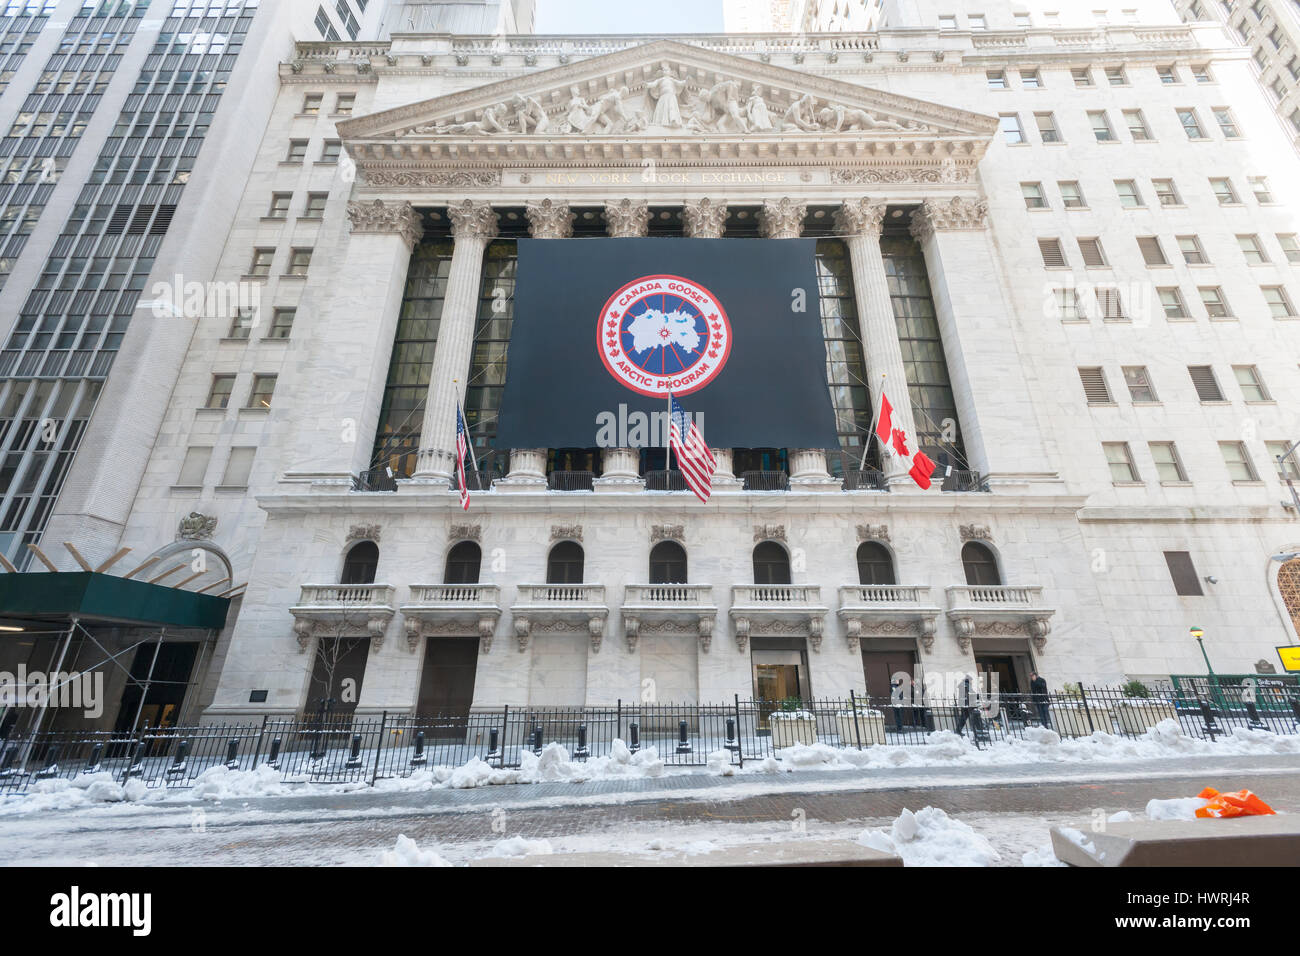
[338,40,996,162]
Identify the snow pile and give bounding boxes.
[378,835,452,867]
[487,836,554,857]
[857,807,1001,867]
[189,764,290,801]
[0,772,156,813]
[706,750,736,776]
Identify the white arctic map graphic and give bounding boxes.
[626,308,701,355]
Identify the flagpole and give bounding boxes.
[860,373,887,473]
[454,380,481,490]
[665,388,673,475]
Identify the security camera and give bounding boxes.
[1271,552,1300,563]
[1204,576,1218,585]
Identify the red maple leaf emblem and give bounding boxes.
[708,313,718,320]
[891,428,910,458]
[708,350,719,359]
[609,350,619,358]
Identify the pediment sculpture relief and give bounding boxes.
[399,66,932,139]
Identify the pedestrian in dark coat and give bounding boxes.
[1030,671,1052,730]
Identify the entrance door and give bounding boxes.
[416,637,479,736]
[974,655,1025,695]
[113,642,198,735]
[861,649,921,726]
[751,648,807,729]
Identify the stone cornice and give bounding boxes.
[910,196,989,242]
[345,199,424,250]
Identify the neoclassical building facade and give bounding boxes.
[36,13,1300,720]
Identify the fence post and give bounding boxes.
[734,694,744,769]
[849,689,863,750]
[370,711,388,786]
[1079,685,1096,734]
[616,698,622,745]
[498,704,509,769]
[248,715,267,771]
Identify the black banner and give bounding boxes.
[494,238,840,449]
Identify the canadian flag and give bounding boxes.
[874,390,936,490]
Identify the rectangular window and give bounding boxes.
[1178,108,1206,139]
[1123,109,1151,140]
[1238,234,1269,264]
[1115,180,1143,207]
[969,14,986,30]
[249,248,274,277]
[1154,179,1181,205]
[286,139,308,163]
[335,93,355,115]
[267,193,291,218]
[1105,66,1128,86]
[1159,287,1189,319]
[1178,235,1207,264]
[939,14,957,30]
[1151,443,1188,483]
[268,308,296,339]
[1096,286,1126,320]
[1021,69,1042,88]
[1157,65,1178,84]
[987,70,1008,90]
[1264,285,1296,317]
[1278,234,1300,263]
[1089,110,1116,141]
[302,93,323,115]
[1079,237,1108,267]
[1053,288,1081,320]
[1138,236,1168,266]
[1199,286,1231,318]
[1267,441,1300,480]
[1059,181,1086,208]
[1123,366,1157,402]
[177,446,212,486]
[228,310,254,340]
[1233,364,1270,401]
[304,193,328,218]
[1210,177,1238,204]
[1035,112,1061,142]
[1213,107,1240,137]
[287,248,313,276]
[248,375,277,410]
[1192,64,1213,83]
[1249,176,1273,203]
[1104,442,1139,482]
[1022,182,1047,209]
[1188,365,1225,401]
[1164,551,1203,595]
[1219,441,1258,481]
[221,447,256,488]
[999,114,1025,144]
[1072,67,1094,87]
[206,375,235,410]
[1079,366,1113,404]
[1039,238,1067,268]
[320,140,342,163]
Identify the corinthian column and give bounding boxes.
[604,198,651,238]
[757,197,806,239]
[683,199,728,238]
[836,197,920,487]
[412,199,497,480]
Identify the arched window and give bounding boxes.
[444,541,481,585]
[1278,557,1300,636]
[857,542,896,586]
[753,541,791,585]
[341,541,378,585]
[649,541,687,584]
[546,541,584,584]
[961,542,1001,587]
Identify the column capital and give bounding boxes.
[757,197,806,239]
[526,198,575,239]
[834,198,888,238]
[447,199,499,242]
[683,198,729,238]
[604,198,650,237]
[909,196,989,243]
[347,199,424,251]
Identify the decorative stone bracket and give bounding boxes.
[950,616,1052,654]
[842,616,937,654]
[623,615,715,653]
[292,614,391,654]
[512,614,606,653]
[403,615,499,654]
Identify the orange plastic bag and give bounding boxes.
[1194,787,1276,818]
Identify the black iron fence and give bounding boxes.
[2,685,1296,797]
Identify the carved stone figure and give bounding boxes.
[782,92,821,132]
[178,512,217,540]
[510,93,549,134]
[817,105,907,132]
[646,64,686,127]
[583,85,633,134]
[561,86,592,133]
[745,84,774,131]
[481,102,511,134]
[707,79,748,133]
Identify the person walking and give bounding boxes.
[1030,671,1052,730]
[953,676,983,737]
[1241,678,1263,727]
[890,676,907,734]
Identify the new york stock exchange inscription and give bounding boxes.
[512,168,807,187]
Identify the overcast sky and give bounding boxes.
[535,0,724,34]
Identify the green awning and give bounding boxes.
[0,572,230,630]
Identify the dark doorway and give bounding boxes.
[307,637,369,717]
[975,654,1026,695]
[444,541,482,584]
[752,541,791,585]
[856,542,896,585]
[961,542,1001,586]
[649,541,687,583]
[416,637,479,736]
[341,541,379,584]
[113,642,199,734]
[546,541,584,584]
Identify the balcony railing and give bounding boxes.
[733,584,821,605]
[838,584,933,606]
[944,470,990,493]
[515,584,606,605]
[407,584,500,606]
[741,470,789,491]
[623,583,714,606]
[842,468,886,491]
[946,585,1041,607]
[644,470,687,491]
[352,467,398,492]
[296,584,395,607]
[548,470,595,492]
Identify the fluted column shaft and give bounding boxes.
[413,200,497,479]
[837,198,919,486]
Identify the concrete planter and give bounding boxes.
[1114,699,1177,735]
[1051,702,1112,737]
[836,710,886,746]
[770,716,817,747]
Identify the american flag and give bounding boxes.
[669,393,715,503]
[455,402,471,511]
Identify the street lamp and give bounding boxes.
[1190,626,1223,708]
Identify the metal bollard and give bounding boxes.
[676,718,692,754]
[82,743,104,775]
[486,728,501,763]
[224,738,240,770]
[724,717,739,752]
[266,738,282,770]
[0,745,16,777]
[165,740,190,778]
[628,722,640,754]
[34,744,60,780]
[1198,698,1219,741]
[573,723,590,760]
[344,734,363,770]
[410,731,427,767]
[124,741,146,779]
[1291,698,1300,728]
[531,725,543,756]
